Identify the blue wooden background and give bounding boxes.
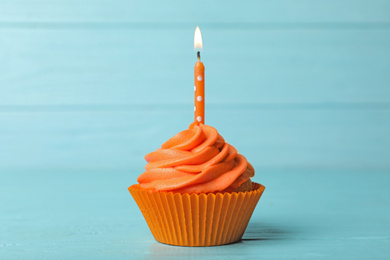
[1,1,390,259]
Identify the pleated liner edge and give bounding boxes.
[128,182,265,247]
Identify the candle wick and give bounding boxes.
[197,51,200,61]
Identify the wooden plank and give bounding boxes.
[0,28,389,105]
[1,169,389,258]
[0,0,390,24]
[1,108,389,170]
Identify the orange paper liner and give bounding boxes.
[128,182,265,247]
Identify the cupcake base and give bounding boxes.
[128,182,265,247]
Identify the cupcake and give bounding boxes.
[128,121,265,246]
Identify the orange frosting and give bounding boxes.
[137,122,255,194]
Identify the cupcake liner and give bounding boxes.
[128,182,265,247]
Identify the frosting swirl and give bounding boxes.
[137,122,254,193]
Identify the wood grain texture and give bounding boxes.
[1,1,390,258]
[1,169,389,259]
[1,0,390,23]
[1,108,389,171]
[1,28,389,105]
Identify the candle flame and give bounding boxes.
[194,26,203,50]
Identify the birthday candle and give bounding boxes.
[194,26,204,124]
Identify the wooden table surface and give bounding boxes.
[1,0,390,259]
[2,169,390,259]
